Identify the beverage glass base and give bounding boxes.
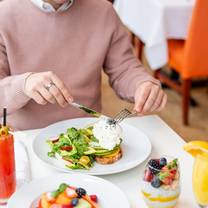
[0,198,9,205]
[198,205,208,208]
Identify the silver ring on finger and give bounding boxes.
[44,81,55,91]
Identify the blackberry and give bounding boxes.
[148,159,161,174]
[159,157,167,168]
[75,188,87,198]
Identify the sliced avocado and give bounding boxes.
[84,147,97,155]
[76,199,91,208]
[94,147,120,156]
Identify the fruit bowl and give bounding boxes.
[141,156,181,208]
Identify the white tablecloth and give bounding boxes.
[4,116,199,208]
[114,0,195,69]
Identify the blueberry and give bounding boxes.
[148,159,161,174]
[159,158,167,168]
[71,198,79,206]
[75,188,87,198]
[151,176,161,188]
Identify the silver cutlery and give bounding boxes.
[70,102,135,125]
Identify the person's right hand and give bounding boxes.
[24,71,73,107]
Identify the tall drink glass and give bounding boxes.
[0,127,16,205]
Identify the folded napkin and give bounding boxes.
[14,139,31,188]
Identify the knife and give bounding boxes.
[70,102,103,118]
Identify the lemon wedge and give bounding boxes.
[184,141,208,157]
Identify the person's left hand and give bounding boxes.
[134,81,167,114]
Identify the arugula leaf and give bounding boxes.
[48,151,55,157]
[67,127,79,139]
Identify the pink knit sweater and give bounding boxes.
[0,0,160,130]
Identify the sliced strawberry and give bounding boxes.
[45,192,56,203]
[162,166,169,172]
[50,205,63,208]
[65,187,78,198]
[61,205,73,208]
[170,169,177,175]
[69,186,76,190]
[169,169,177,179]
[144,169,154,182]
[162,177,173,185]
[61,146,73,151]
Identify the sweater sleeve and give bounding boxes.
[103,5,160,102]
[0,34,31,116]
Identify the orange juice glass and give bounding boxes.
[192,153,208,206]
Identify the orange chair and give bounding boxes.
[155,0,208,125]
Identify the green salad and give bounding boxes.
[47,127,122,170]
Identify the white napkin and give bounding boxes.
[14,139,31,188]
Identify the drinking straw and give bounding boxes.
[3,108,6,126]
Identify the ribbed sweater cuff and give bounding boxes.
[128,75,161,103]
[8,72,32,106]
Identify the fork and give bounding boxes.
[107,109,135,125]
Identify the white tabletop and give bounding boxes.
[10,115,198,208]
[114,0,195,69]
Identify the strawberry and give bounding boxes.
[170,169,177,175]
[45,192,56,203]
[161,166,169,172]
[65,187,78,198]
[61,205,73,208]
[169,169,177,179]
[50,205,73,208]
[90,195,98,203]
[50,205,62,208]
[162,177,173,185]
[144,169,154,182]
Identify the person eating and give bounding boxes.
[0,0,167,130]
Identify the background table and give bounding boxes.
[114,0,195,69]
[8,115,199,208]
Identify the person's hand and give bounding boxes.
[134,81,167,114]
[24,71,73,107]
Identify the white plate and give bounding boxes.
[8,173,130,208]
[33,118,151,175]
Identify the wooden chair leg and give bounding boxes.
[153,69,161,79]
[131,33,135,46]
[182,79,192,125]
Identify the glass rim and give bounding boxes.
[147,156,179,172]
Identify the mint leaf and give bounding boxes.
[58,183,68,192]
[159,172,169,180]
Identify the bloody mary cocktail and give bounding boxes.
[0,126,16,204]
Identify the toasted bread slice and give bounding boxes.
[95,148,122,165]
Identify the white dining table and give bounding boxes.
[114,0,195,70]
[5,115,199,208]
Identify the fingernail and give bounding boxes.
[132,109,137,114]
[68,97,73,103]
